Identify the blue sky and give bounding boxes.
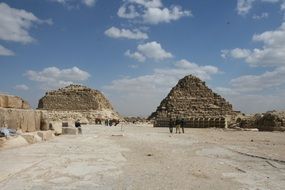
[1,0,285,116]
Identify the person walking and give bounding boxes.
[175,117,181,134]
[169,118,174,133]
[181,118,185,134]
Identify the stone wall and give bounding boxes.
[154,117,227,128]
[41,109,121,125]
[0,108,42,132]
[0,94,30,109]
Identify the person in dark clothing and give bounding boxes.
[75,119,82,134]
[181,118,185,133]
[175,117,181,134]
[169,118,174,133]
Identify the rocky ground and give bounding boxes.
[0,124,284,190]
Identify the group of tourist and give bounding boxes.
[104,119,120,127]
[169,118,186,134]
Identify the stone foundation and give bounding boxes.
[154,117,228,128]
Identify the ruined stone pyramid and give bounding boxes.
[149,75,235,119]
[38,84,114,111]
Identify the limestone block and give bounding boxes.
[0,95,8,108]
[37,130,55,141]
[7,96,22,109]
[0,108,42,132]
[0,94,31,109]
[50,122,62,135]
[21,133,42,144]
[2,136,29,149]
[40,119,50,131]
[22,100,31,109]
[62,127,78,135]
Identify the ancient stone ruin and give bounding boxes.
[38,84,114,111]
[149,75,237,128]
[235,111,285,131]
[38,84,120,123]
[0,94,42,132]
[0,94,30,109]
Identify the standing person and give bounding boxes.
[75,119,82,134]
[169,118,174,134]
[181,118,185,134]
[175,117,181,134]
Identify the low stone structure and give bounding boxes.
[155,117,227,128]
[0,94,30,109]
[150,75,237,128]
[0,108,42,132]
[255,111,285,131]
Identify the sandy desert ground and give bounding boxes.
[0,124,285,190]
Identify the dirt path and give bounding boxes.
[0,125,284,189]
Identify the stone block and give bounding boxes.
[0,108,42,133]
[50,122,62,135]
[62,127,78,135]
[0,94,31,109]
[7,96,22,109]
[21,133,42,144]
[37,130,54,141]
[2,136,29,149]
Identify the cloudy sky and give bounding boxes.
[1,0,285,116]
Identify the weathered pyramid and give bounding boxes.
[149,75,235,119]
[38,84,114,111]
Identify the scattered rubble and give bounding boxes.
[255,111,285,131]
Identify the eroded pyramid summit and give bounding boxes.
[38,84,114,111]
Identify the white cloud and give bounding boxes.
[127,0,163,8]
[222,22,285,67]
[0,45,15,56]
[0,3,52,44]
[125,50,146,62]
[82,0,96,7]
[137,41,173,60]
[117,4,140,19]
[252,12,269,19]
[236,0,284,16]
[230,66,285,92]
[237,0,256,16]
[221,48,251,59]
[105,27,148,40]
[25,66,90,90]
[143,6,192,24]
[215,66,285,113]
[282,1,285,10]
[14,84,29,91]
[50,0,96,8]
[215,89,285,113]
[117,0,191,24]
[104,59,219,116]
[126,41,173,62]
